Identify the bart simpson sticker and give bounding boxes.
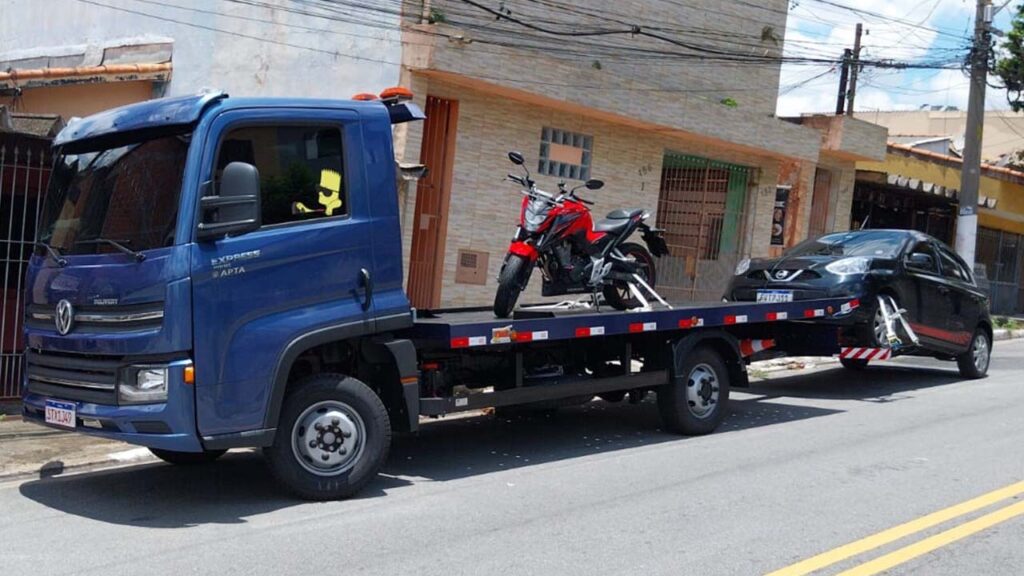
[292,169,343,216]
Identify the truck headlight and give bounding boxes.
[119,366,168,404]
[825,256,871,275]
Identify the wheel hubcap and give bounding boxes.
[292,400,366,476]
[973,334,990,372]
[873,307,887,345]
[685,363,719,419]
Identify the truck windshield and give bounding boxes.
[38,133,190,255]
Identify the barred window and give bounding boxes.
[538,127,592,180]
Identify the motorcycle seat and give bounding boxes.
[604,208,645,220]
[594,208,644,233]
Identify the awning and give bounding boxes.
[885,172,997,209]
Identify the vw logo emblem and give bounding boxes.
[55,299,74,335]
[775,270,789,280]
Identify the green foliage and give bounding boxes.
[591,60,603,70]
[996,5,1024,112]
[994,316,1020,330]
[427,8,447,24]
[720,97,739,108]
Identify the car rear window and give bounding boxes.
[786,231,906,258]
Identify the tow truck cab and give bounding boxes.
[22,91,423,453]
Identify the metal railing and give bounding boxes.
[1,142,51,400]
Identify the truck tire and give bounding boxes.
[604,243,657,311]
[494,254,532,318]
[265,373,391,501]
[657,346,729,435]
[149,448,227,465]
[956,329,991,379]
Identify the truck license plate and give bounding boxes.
[756,289,794,304]
[44,400,76,429]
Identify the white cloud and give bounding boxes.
[775,0,1011,115]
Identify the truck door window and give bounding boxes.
[215,125,346,226]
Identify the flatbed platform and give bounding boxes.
[405,297,862,350]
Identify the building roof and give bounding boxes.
[887,142,1024,185]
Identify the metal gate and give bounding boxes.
[976,226,1023,315]
[1,138,51,400]
[656,153,752,302]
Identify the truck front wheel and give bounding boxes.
[265,373,391,500]
[657,346,730,435]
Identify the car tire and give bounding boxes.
[657,346,729,435]
[149,448,227,465]
[839,357,870,371]
[265,373,391,501]
[956,329,991,379]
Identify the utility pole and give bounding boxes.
[846,24,863,116]
[836,48,852,115]
[956,0,993,269]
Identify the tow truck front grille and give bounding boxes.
[24,350,120,404]
[25,302,164,333]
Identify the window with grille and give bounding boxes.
[656,153,750,262]
[538,127,592,180]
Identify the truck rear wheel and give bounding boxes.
[265,373,391,500]
[657,346,729,435]
[149,448,227,465]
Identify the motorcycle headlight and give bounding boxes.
[734,258,751,276]
[825,256,871,275]
[119,365,168,404]
[524,199,549,232]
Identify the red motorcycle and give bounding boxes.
[494,151,668,318]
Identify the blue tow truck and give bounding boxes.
[23,90,868,499]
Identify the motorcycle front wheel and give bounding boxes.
[603,242,657,310]
[494,254,533,318]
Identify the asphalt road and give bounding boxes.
[2,340,1023,576]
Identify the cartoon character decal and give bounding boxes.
[293,169,343,216]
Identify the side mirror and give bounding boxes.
[585,179,604,190]
[197,162,262,240]
[508,151,525,166]
[906,252,934,271]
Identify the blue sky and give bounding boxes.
[777,0,1019,115]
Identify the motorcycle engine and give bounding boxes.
[550,242,590,283]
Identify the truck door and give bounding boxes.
[190,108,376,437]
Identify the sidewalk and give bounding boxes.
[2,330,1021,482]
[0,413,153,481]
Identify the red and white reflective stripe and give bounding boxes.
[803,308,826,318]
[739,339,776,357]
[678,317,705,328]
[724,314,749,325]
[839,347,892,361]
[629,322,658,333]
[513,330,549,343]
[575,326,606,337]
[451,336,488,349]
[766,311,789,321]
[840,299,861,313]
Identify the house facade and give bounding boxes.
[394,0,886,307]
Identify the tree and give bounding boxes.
[996,4,1024,111]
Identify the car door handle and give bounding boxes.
[360,268,373,311]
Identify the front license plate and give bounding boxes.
[756,289,794,304]
[44,400,76,429]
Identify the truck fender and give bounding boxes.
[670,329,750,389]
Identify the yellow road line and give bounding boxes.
[764,480,1024,576]
[837,498,1024,576]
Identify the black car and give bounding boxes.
[725,230,992,376]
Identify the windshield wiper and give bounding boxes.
[35,242,68,267]
[74,238,146,262]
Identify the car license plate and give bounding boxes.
[44,400,76,429]
[756,289,794,304]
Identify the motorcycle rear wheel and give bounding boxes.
[603,243,657,310]
[494,254,532,318]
